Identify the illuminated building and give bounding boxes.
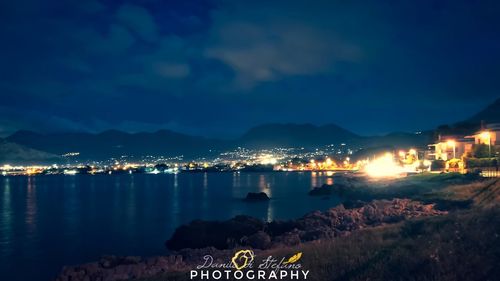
[428,135,474,161]
[472,123,499,151]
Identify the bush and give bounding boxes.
[473,144,496,158]
[431,160,445,171]
[465,157,499,168]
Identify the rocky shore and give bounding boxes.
[56,199,445,281]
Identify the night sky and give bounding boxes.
[1,0,499,138]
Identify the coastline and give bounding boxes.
[55,174,500,281]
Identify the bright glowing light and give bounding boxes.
[259,154,277,165]
[325,158,333,165]
[364,153,405,178]
[480,131,491,140]
[408,149,417,155]
[446,140,456,146]
[63,169,78,175]
[2,164,13,170]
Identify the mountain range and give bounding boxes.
[1,97,498,163]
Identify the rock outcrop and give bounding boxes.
[166,199,445,250]
[244,192,270,201]
[56,199,445,281]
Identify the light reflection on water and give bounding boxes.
[0,172,340,281]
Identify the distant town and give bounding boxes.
[2,123,498,178]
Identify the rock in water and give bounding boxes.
[308,184,333,196]
[244,192,270,201]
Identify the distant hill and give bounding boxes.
[361,131,433,149]
[467,97,500,123]
[0,138,60,165]
[435,97,500,137]
[4,97,498,163]
[6,130,227,160]
[238,123,431,149]
[1,125,435,162]
[238,123,359,148]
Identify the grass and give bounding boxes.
[142,209,500,281]
[138,175,500,281]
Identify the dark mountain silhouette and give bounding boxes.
[467,97,500,123]
[362,131,433,148]
[238,123,431,149]
[0,138,60,165]
[238,123,359,148]
[4,97,498,162]
[6,130,226,160]
[435,97,500,137]
[5,124,430,161]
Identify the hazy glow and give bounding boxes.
[480,131,491,140]
[364,153,405,178]
[259,154,277,165]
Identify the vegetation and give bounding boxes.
[297,209,500,281]
[465,157,499,168]
[473,143,496,158]
[141,209,500,281]
[140,177,500,281]
[430,159,445,171]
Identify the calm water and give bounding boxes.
[0,172,340,281]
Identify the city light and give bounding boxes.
[480,131,492,157]
[480,131,491,141]
[364,153,405,178]
[446,140,456,159]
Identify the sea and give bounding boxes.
[0,172,341,281]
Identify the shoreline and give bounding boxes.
[55,174,499,281]
[56,198,446,281]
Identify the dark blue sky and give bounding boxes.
[0,0,499,137]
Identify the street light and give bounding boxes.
[447,140,456,159]
[480,131,491,157]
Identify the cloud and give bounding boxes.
[115,3,159,42]
[204,1,362,87]
[1,0,499,137]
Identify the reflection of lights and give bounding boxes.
[364,153,405,178]
[409,149,417,155]
[398,151,406,157]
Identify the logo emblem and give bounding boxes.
[231,249,255,270]
[283,252,302,264]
